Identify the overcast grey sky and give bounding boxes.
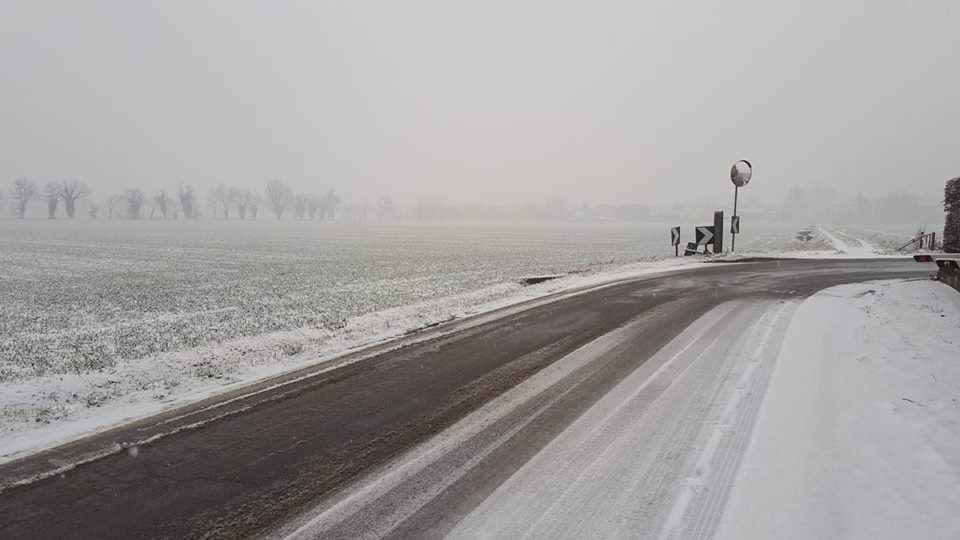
[1,1,957,206]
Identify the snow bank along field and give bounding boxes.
[0,220,911,459]
[718,279,960,540]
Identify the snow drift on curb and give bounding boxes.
[717,279,960,540]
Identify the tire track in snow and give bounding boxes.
[448,299,797,540]
[660,300,796,540]
[278,298,799,540]
[276,302,740,540]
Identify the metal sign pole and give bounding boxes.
[713,210,724,254]
[728,159,750,253]
[732,185,739,252]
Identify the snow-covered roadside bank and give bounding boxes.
[725,225,912,259]
[0,257,706,463]
[818,226,884,256]
[720,225,906,259]
[717,279,960,540]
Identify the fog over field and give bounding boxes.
[1,1,957,212]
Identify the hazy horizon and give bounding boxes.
[2,1,957,208]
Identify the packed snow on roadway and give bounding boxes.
[0,223,917,462]
[425,279,960,540]
[285,277,959,540]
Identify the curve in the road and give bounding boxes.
[0,259,930,539]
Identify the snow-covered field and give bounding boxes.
[1,220,711,460]
[0,220,912,460]
[718,279,960,540]
[1,255,711,462]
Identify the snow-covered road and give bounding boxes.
[284,277,960,540]
[282,298,801,539]
[448,300,796,540]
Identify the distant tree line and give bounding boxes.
[2,178,350,222]
[3,178,655,224]
[11,176,944,227]
[7,178,92,220]
[261,180,342,221]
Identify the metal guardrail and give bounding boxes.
[898,232,937,252]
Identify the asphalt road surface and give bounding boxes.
[0,258,931,539]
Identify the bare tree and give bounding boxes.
[87,202,100,219]
[43,181,61,219]
[234,188,258,220]
[169,196,182,220]
[208,184,229,219]
[144,195,157,219]
[178,184,196,219]
[227,187,244,219]
[293,194,309,220]
[106,194,125,220]
[376,195,398,220]
[321,189,341,221]
[358,203,371,224]
[59,179,90,219]
[10,178,38,219]
[153,190,172,219]
[247,190,262,219]
[125,189,145,219]
[235,196,247,219]
[307,195,321,220]
[266,179,293,219]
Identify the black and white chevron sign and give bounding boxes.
[696,225,715,246]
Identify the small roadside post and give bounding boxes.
[713,211,724,254]
[670,226,680,256]
[729,160,752,252]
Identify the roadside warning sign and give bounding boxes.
[696,226,715,246]
[731,216,740,235]
[670,226,680,246]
